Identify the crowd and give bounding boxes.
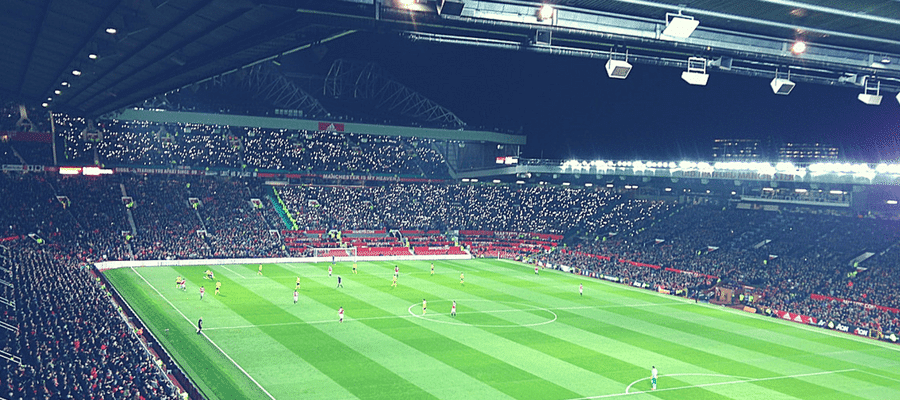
[52,116,452,178]
[530,201,900,335]
[3,242,179,399]
[277,183,622,234]
[3,171,900,398]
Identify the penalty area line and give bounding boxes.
[130,267,276,400]
[567,369,856,399]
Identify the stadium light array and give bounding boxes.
[858,78,883,105]
[771,74,795,95]
[662,13,699,39]
[888,200,898,205]
[681,57,709,86]
[791,41,807,55]
[876,164,900,175]
[606,50,632,79]
[538,4,554,21]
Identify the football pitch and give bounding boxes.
[104,259,900,400]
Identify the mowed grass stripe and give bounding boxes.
[594,303,897,398]
[167,268,359,400]
[481,261,900,395]
[247,264,521,400]
[435,261,873,399]
[111,260,900,400]
[272,263,588,400]
[318,267,635,397]
[388,261,805,399]
[663,300,900,369]
[318,261,738,399]
[203,328,357,400]
[175,266,439,400]
[105,268,261,400]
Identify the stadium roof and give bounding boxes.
[2,0,899,117]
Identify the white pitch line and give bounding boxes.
[855,369,900,384]
[624,373,754,394]
[566,369,857,399]
[130,267,277,400]
[220,265,246,279]
[205,302,689,331]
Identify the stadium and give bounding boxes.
[3,1,900,399]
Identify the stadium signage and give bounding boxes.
[836,323,850,332]
[810,293,899,313]
[321,173,401,182]
[773,310,818,325]
[600,274,620,282]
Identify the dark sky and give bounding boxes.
[292,32,900,163]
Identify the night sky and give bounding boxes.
[291,32,900,163]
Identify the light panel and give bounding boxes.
[662,15,699,39]
[605,59,632,79]
[770,77,795,95]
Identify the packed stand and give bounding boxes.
[3,242,179,399]
[53,114,452,178]
[194,179,285,258]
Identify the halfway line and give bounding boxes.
[205,302,688,330]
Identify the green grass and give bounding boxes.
[104,259,900,400]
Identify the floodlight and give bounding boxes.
[41,102,49,108]
[606,52,632,79]
[54,90,61,95]
[681,57,708,86]
[857,93,881,105]
[88,53,98,60]
[662,13,699,39]
[538,4,554,21]
[896,91,900,106]
[791,41,806,54]
[72,69,82,76]
[436,0,465,16]
[857,78,882,105]
[105,27,117,34]
[771,77,795,95]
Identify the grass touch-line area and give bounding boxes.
[104,259,900,400]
